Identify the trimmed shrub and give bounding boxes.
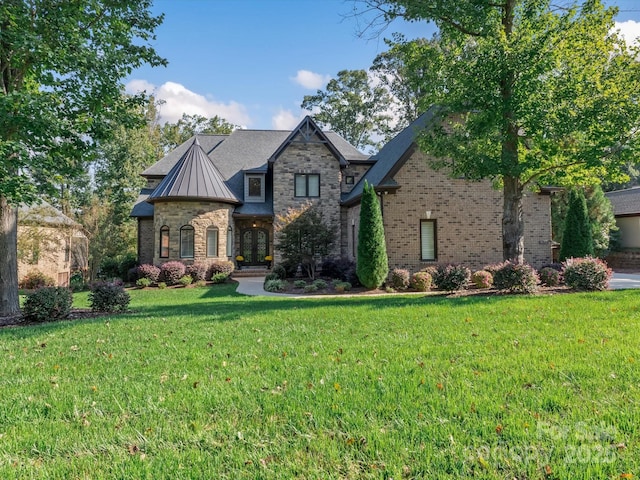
[357,181,389,289]
[294,280,307,288]
[471,270,493,289]
[207,261,234,280]
[265,272,281,282]
[194,280,207,288]
[410,271,432,292]
[271,264,287,280]
[304,284,318,293]
[432,264,470,291]
[89,282,130,313]
[98,257,120,280]
[119,253,139,282]
[159,261,186,286]
[22,287,73,323]
[19,270,55,290]
[560,189,594,261]
[388,268,410,290]
[137,264,161,283]
[492,261,539,294]
[321,257,356,281]
[264,279,286,292]
[334,281,352,293]
[178,275,193,287]
[69,271,86,292]
[539,267,561,287]
[136,277,152,288]
[186,262,209,282]
[562,256,612,291]
[211,273,228,284]
[157,282,167,289]
[313,279,328,289]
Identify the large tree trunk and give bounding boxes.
[0,195,20,315]
[503,176,525,263]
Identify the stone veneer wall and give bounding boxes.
[352,150,551,272]
[137,218,154,265]
[152,200,234,265]
[272,134,343,263]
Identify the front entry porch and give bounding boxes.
[234,218,273,268]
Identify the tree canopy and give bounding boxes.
[355,0,640,263]
[159,113,236,153]
[0,0,165,314]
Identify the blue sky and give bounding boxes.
[126,0,640,130]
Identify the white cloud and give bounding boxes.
[614,20,640,46]
[272,109,304,130]
[291,70,331,90]
[125,80,252,127]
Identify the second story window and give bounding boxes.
[245,173,265,202]
[295,174,320,197]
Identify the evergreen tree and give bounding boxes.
[559,189,594,260]
[357,181,388,288]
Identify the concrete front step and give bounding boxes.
[232,267,270,278]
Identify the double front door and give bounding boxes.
[240,228,268,265]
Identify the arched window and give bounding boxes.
[159,226,170,258]
[180,225,194,258]
[206,226,219,257]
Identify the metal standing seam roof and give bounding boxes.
[342,106,439,205]
[605,187,640,216]
[147,137,240,204]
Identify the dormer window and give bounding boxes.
[245,173,265,202]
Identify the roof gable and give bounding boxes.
[268,116,347,166]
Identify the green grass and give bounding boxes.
[1,285,639,479]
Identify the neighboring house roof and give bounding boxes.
[342,106,439,206]
[605,187,640,216]
[148,138,241,204]
[18,201,80,227]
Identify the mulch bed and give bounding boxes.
[0,309,108,329]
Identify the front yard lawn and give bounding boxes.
[1,285,639,479]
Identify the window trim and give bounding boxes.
[420,219,437,261]
[206,226,219,257]
[244,173,265,202]
[180,225,195,258]
[294,173,320,198]
[159,225,170,258]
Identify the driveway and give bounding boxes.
[610,272,640,290]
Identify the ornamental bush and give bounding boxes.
[303,284,318,293]
[410,271,432,292]
[178,275,193,287]
[562,256,612,291]
[136,277,152,288]
[159,261,186,285]
[388,268,410,290]
[19,270,55,290]
[334,281,352,293]
[22,287,73,323]
[186,262,208,282]
[471,270,493,289]
[210,273,229,284]
[432,264,470,291]
[264,279,286,292]
[539,267,561,287]
[313,279,328,289]
[89,282,130,313]
[293,280,307,288]
[136,264,161,283]
[492,261,539,294]
[271,264,288,280]
[207,261,234,280]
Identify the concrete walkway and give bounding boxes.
[234,272,640,297]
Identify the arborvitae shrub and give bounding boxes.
[207,261,234,280]
[159,261,186,285]
[471,270,493,289]
[410,271,432,292]
[137,264,161,282]
[89,282,130,313]
[559,189,594,260]
[19,270,56,290]
[433,264,470,291]
[539,267,561,287]
[492,261,539,293]
[186,262,209,281]
[388,268,410,290]
[562,257,612,291]
[357,181,389,288]
[22,287,73,323]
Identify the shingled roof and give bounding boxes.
[605,187,640,216]
[147,137,240,204]
[342,106,439,206]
